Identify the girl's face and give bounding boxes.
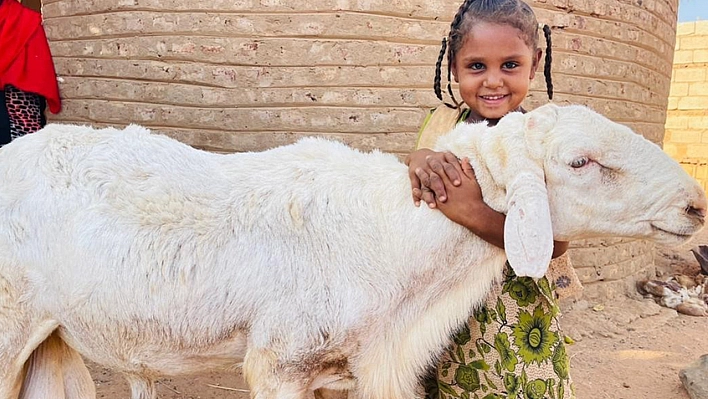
[451,22,542,120]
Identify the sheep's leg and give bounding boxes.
[34,331,96,399]
[19,331,96,399]
[124,374,157,399]
[0,320,59,399]
[0,360,25,399]
[58,335,96,399]
[0,272,59,399]
[0,322,28,399]
[3,324,94,399]
[19,332,67,399]
[0,271,24,399]
[243,348,309,399]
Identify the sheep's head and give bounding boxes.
[435,104,705,277]
[497,103,706,277]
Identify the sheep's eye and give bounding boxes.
[570,157,589,168]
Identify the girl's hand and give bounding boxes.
[434,157,507,249]
[405,149,463,208]
[434,158,507,249]
[434,157,487,228]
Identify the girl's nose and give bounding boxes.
[484,74,504,88]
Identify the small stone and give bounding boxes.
[675,274,699,289]
[680,354,708,399]
[573,299,590,311]
[623,382,630,388]
[676,298,708,317]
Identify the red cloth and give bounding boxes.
[0,0,61,113]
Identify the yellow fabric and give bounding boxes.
[415,106,466,150]
[414,106,583,301]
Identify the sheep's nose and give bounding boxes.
[688,205,705,220]
[687,194,707,225]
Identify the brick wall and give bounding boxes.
[664,21,708,194]
[41,0,680,300]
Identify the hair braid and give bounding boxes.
[438,0,477,108]
[446,68,458,108]
[542,24,554,100]
[433,38,447,102]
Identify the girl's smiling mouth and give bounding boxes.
[480,94,509,100]
[480,94,510,106]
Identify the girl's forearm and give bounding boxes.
[457,203,568,258]
[551,240,569,258]
[457,203,506,249]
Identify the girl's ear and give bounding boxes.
[529,48,542,80]
[451,61,460,83]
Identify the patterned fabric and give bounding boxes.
[424,264,575,399]
[545,254,582,302]
[3,84,46,143]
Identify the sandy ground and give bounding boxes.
[563,298,708,399]
[563,227,708,399]
[87,230,708,399]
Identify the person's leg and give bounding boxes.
[5,85,47,141]
[429,264,574,399]
[0,88,11,147]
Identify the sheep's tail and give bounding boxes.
[19,331,95,399]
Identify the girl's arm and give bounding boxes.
[435,157,568,258]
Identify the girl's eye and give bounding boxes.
[570,157,589,168]
[470,62,485,70]
[502,62,519,69]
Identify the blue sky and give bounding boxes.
[678,0,704,22]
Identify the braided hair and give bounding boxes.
[434,0,554,108]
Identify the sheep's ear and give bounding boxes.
[524,103,559,132]
[503,171,554,278]
[523,103,559,158]
[502,103,557,277]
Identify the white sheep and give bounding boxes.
[0,104,705,399]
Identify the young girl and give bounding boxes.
[406,0,579,398]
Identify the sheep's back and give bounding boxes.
[0,128,491,363]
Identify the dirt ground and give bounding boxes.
[563,227,708,399]
[87,230,708,399]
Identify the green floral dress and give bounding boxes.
[424,264,575,399]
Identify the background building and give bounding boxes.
[664,20,708,195]
[39,0,681,300]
